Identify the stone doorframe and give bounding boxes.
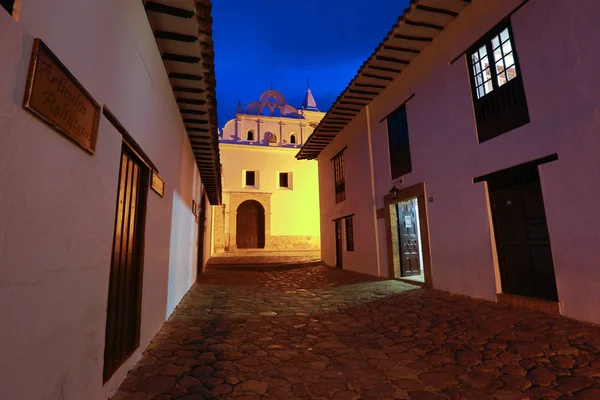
[228,191,273,250]
[383,182,433,288]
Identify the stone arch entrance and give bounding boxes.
[236,200,265,249]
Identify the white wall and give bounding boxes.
[317,112,380,274]
[0,1,207,398]
[318,0,600,324]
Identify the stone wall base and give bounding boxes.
[269,235,320,251]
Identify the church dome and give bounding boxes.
[239,89,303,119]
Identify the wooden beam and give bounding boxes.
[367,65,403,74]
[173,86,205,93]
[383,45,421,54]
[154,30,197,43]
[169,73,203,81]
[145,1,195,18]
[394,34,433,42]
[415,4,459,17]
[404,19,444,30]
[162,53,201,63]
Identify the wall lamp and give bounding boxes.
[389,185,399,200]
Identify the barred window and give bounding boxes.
[333,151,345,203]
[345,216,354,252]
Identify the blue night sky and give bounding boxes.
[211,0,410,127]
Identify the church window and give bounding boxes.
[279,172,291,189]
[290,134,296,144]
[244,170,257,187]
[268,133,277,144]
[246,130,254,141]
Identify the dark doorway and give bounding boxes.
[488,163,558,301]
[236,200,265,249]
[335,219,343,268]
[103,143,149,382]
[396,199,422,277]
[197,189,207,278]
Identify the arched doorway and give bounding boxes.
[236,200,265,249]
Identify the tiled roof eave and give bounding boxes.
[296,0,472,160]
[145,0,222,205]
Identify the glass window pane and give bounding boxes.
[471,52,479,64]
[500,28,510,43]
[502,40,512,55]
[484,79,494,94]
[475,62,481,74]
[480,56,489,71]
[478,86,485,99]
[497,71,507,87]
[496,60,505,74]
[491,35,500,50]
[483,67,492,81]
[507,65,517,81]
[478,45,487,58]
[493,48,503,62]
[504,53,515,68]
[476,74,483,86]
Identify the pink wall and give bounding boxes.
[318,111,380,275]
[0,1,207,398]
[318,0,600,324]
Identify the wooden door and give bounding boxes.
[335,220,343,268]
[488,165,558,301]
[197,190,207,277]
[236,200,265,249]
[396,200,421,276]
[103,144,149,382]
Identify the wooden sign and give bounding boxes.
[23,39,100,154]
[376,208,385,219]
[150,170,164,197]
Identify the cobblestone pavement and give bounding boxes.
[113,265,600,400]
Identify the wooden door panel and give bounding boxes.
[236,201,264,249]
[489,165,558,301]
[104,145,148,382]
[396,201,421,277]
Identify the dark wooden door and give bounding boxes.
[488,165,558,301]
[396,201,421,276]
[103,144,149,382]
[197,190,207,277]
[236,200,265,249]
[335,220,343,268]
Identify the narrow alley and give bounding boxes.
[113,265,600,400]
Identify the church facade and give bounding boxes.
[214,89,324,252]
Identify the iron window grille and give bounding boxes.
[468,19,530,142]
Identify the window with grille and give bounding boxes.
[332,151,345,203]
[345,216,354,251]
[279,172,290,188]
[468,19,529,142]
[387,104,412,180]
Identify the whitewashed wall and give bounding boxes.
[0,1,209,398]
[318,0,600,324]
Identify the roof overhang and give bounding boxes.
[296,0,472,160]
[144,0,222,205]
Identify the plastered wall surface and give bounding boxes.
[0,1,207,398]
[317,0,600,324]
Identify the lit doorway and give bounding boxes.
[384,182,432,287]
[392,198,424,281]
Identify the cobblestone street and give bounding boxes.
[113,265,600,400]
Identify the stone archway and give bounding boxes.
[236,200,265,249]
